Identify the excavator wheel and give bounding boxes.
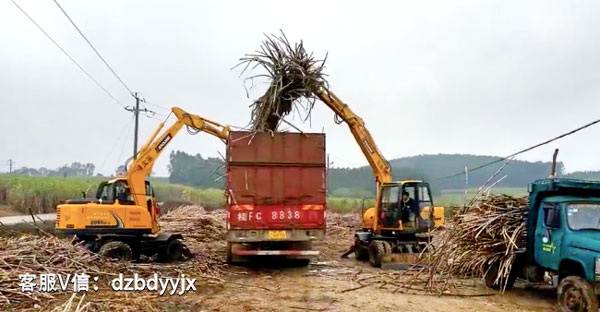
[368,240,387,268]
[354,237,369,261]
[381,241,392,262]
[181,244,193,261]
[98,241,133,262]
[158,239,184,262]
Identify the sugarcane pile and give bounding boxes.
[159,205,226,243]
[398,194,528,294]
[0,205,230,311]
[0,234,130,310]
[158,205,227,269]
[235,31,327,131]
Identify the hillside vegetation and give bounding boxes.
[167,151,565,197]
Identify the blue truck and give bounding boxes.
[485,178,600,311]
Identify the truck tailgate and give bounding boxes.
[226,131,326,230]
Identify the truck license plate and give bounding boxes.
[267,230,287,240]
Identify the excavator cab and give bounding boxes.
[375,181,437,232]
[361,180,444,233]
[95,179,158,213]
[354,180,445,267]
[95,179,136,205]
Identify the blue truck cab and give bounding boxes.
[521,178,600,311]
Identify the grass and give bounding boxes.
[0,175,103,214]
[0,175,225,214]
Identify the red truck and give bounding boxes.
[225,131,326,263]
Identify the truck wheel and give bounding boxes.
[368,240,386,268]
[226,242,233,264]
[483,261,517,290]
[158,239,184,262]
[557,276,598,312]
[354,238,368,261]
[98,241,132,262]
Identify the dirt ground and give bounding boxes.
[195,247,557,312]
[1,208,559,311]
[163,217,557,312]
[200,261,556,312]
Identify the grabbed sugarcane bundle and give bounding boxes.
[235,31,327,131]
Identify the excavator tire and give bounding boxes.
[381,241,392,262]
[98,241,133,262]
[382,241,392,254]
[368,240,386,268]
[158,239,184,262]
[354,238,369,261]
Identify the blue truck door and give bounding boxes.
[534,202,564,270]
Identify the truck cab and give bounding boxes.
[525,178,600,311]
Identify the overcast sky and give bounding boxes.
[1,0,600,177]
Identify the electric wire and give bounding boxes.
[115,116,136,172]
[141,100,170,111]
[10,0,125,108]
[51,0,134,96]
[436,117,600,180]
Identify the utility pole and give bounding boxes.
[549,148,559,178]
[6,159,14,175]
[125,92,155,159]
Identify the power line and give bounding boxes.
[115,116,136,172]
[51,0,134,96]
[436,117,600,180]
[10,0,125,108]
[141,100,170,111]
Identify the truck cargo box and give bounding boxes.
[226,131,326,232]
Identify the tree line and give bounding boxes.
[11,162,96,177]
[166,151,571,196]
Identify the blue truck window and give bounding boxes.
[543,203,560,228]
[566,203,600,231]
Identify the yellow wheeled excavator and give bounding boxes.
[315,87,445,267]
[55,107,230,261]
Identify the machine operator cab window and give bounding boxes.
[379,182,434,230]
[95,180,134,205]
[380,185,401,227]
[114,181,134,205]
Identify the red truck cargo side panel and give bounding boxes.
[226,131,326,230]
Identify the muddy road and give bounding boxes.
[199,259,556,312]
[194,220,557,312]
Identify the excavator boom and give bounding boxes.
[315,86,445,267]
[57,106,230,234]
[126,107,229,219]
[315,87,392,186]
[55,106,230,262]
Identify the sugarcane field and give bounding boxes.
[3,1,600,312]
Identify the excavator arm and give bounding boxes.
[125,107,230,212]
[315,87,392,186]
